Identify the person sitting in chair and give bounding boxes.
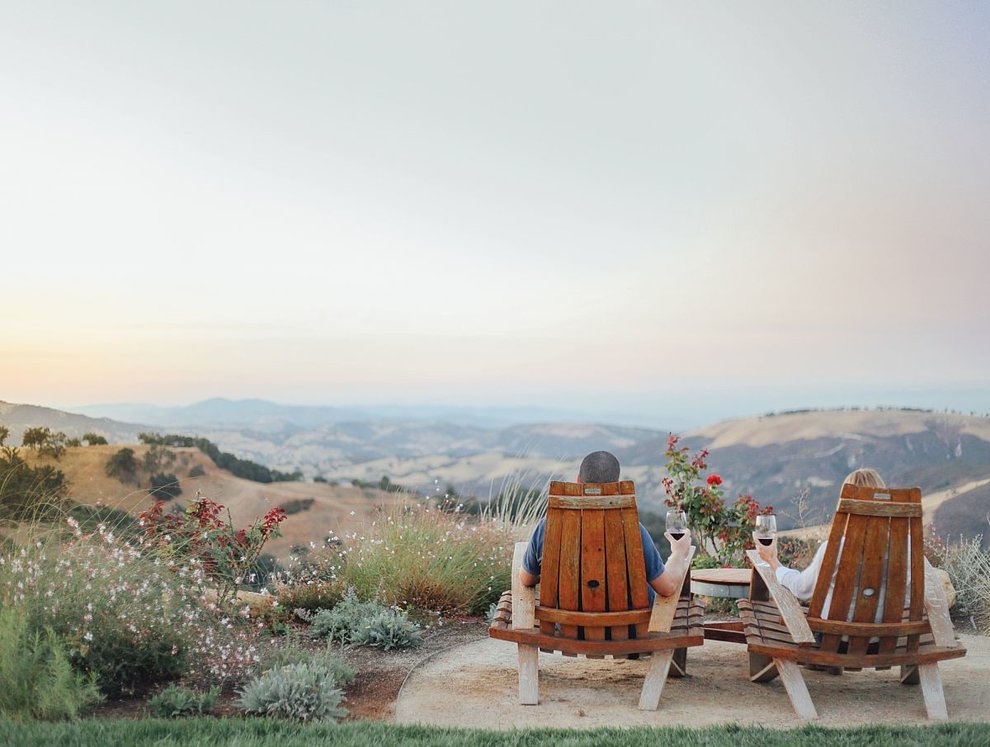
[755,467,889,606]
[519,450,692,600]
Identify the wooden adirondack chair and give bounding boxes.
[737,483,967,720]
[488,480,704,710]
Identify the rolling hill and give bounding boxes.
[4,399,990,546]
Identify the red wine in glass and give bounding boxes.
[669,532,685,541]
[757,537,773,546]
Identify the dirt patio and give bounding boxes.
[394,633,989,730]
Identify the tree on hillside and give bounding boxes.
[105,448,140,485]
[21,427,52,450]
[21,427,68,460]
[82,432,108,446]
[0,426,9,446]
[143,443,176,473]
[148,472,182,500]
[39,431,68,460]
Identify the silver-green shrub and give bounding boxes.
[148,685,219,718]
[308,590,381,644]
[236,661,348,722]
[308,589,420,650]
[350,608,422,651]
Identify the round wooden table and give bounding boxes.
[691,567,752,599]
[690,567,752,644]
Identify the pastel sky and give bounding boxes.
[3,2,989,425]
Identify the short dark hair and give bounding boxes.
[578,451,620,483]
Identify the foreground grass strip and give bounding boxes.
[2,720,990,747]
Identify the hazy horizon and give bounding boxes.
[4,2,988,414]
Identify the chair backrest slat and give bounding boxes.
[543,481,649,642]
[603,510,631,640]
[807,484,927,657]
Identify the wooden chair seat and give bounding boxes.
[487,480,704,709]
[490,589,705,657]
[738,598,965,668]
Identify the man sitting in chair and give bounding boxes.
[519,450,693,601]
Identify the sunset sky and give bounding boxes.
[3,2,988,426]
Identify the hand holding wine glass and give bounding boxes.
[665,509,691,555]
[753,514,777,567]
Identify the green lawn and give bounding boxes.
[2,720,990,747]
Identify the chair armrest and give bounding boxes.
[924,558,957,647]
[511,541,536,631]
[649,545,696,633]
[745,549,815,644]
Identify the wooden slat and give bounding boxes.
[919,664,948,720]
[539,508,564,637]
[557,509,582,638]
[604,509,630,641]
[535,607,650,627]
[836,499,922,517]
[581,510,607,641]
[818,511,869,653]
[744,641,966,668]
[808,618,930,638]
[809,514,846,619]
[879,513,910,657]
[550,495,636,509]
[906,509,925,659]
[846,515,890,657]
[511,542,536,631]
[490,626,705,655]
[649,545,696,633]
[621,506,650,638]
[924,558,956,648]
[746,550,815,643]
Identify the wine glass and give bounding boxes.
[754,514,777,565]
[666,509,688,544]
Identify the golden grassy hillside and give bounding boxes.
[18,445,404,559]
[690,410,990,450]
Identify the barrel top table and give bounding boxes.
[691,567,751,644]
[691,567,752,599]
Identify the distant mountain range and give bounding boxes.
[3,398,989,546]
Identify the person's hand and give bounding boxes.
[754,533,780,570]
[664,528,692,559]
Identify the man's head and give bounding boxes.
[578,451,620,483]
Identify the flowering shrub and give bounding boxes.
[139,495,286,609]
[0,516,264,696]
[662,435,772,566]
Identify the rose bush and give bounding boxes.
[662,434,772,565]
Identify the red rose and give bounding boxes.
[707,474,722,486]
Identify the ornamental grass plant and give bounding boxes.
[332,503,513,615]
[0,606,102,720]
[936,525,990,635]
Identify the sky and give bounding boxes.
[2,2,989,426]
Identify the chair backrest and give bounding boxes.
[808,483,926,658]
[537,480,654,642]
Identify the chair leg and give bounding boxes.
[900,665,920,685]
[774,658,818,720]
[918,663,948,720]
[669,647,687,678]
[638,650,673,710]
[518,644,539,705]
[750,652,779,683]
